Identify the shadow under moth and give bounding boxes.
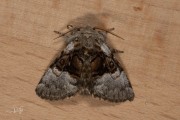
[35,25,135,102]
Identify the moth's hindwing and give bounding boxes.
[93,56,135,102]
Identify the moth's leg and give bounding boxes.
[107,27,115,32]
[112,49,124,54]
[54,30,62,35]
[53,31,62,40]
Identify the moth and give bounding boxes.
[35,25,135,102]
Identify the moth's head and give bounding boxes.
[54,25,124,44]
[66,26,107,44]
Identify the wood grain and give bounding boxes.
[0,0,179,120]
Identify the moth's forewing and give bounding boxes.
[92,43,135,102]
[35,43,79,100]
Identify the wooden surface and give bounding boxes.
[0,0,180,120]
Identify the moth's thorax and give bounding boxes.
[62,27,109,81]
[71,47,103,80]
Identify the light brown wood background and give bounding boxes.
[0,0,180,120]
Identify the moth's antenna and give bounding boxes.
[93,27,125,40]
[53,25,74,40]
[67,24,73,29]
[53,29,74,40]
